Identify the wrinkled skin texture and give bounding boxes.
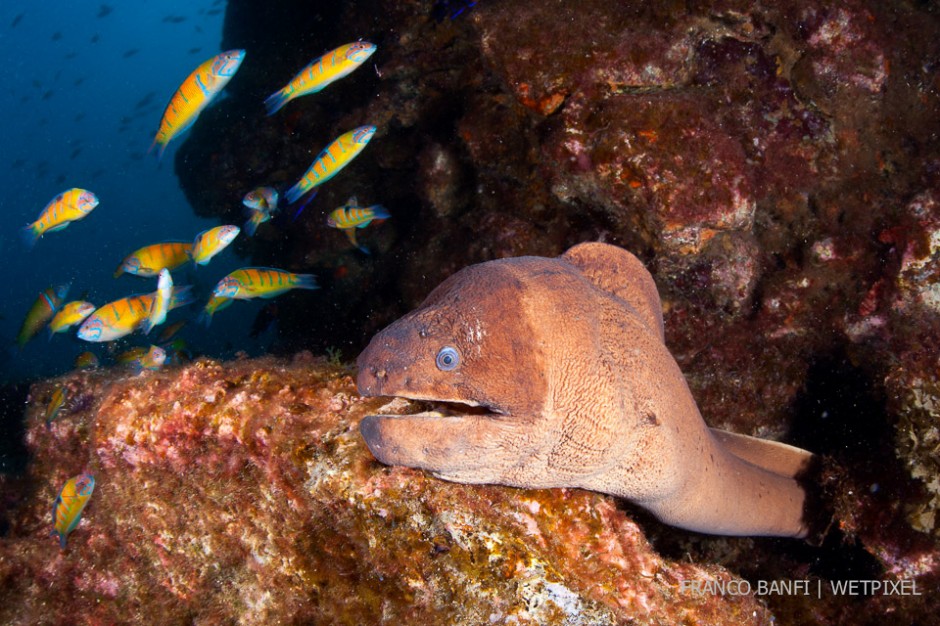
[358,243,812,537]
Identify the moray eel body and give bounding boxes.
[357,242,812,538]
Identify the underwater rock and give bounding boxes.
[170,0,940,619]
[858,188,940,538]
[1,356,778,625]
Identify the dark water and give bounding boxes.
[0,1,274,383]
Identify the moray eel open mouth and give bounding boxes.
[365,396,498,419]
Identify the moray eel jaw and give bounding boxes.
[357,353,517,473]
[358,407,520,481]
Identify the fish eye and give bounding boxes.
[435,346,460,371]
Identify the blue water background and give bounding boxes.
[0,1,276,383]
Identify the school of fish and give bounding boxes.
[17,39,392,548]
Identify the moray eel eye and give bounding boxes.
[435,346,460,371]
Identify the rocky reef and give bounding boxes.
[1,354,937,623]
[175,0,940,552]
[4,0,939,622]
[2,357,778,624]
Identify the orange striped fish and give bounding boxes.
[264,41,376,115]
[52,473,95,549]
[150,49,246,159]
[242,187,278,236]
[77,286,194,342]
[212,267,318,300]
[284,125,376,206]
[21,188,99,248]
[45,387,67,427]
[191,225,240,265]
[198,294,233,326]
[115,346,150,365]
[327,196,390,253]
[115,241,193,277]
[16,283,69,348]
[130,345,167,372]
[48,300,96,337]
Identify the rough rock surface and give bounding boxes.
[38,0,938,622]
[176,0,940,456]
[0,357,775,625]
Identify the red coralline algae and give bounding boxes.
[1,355,776,625]
[162,0,940,622]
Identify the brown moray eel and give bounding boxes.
[357,242,813,538]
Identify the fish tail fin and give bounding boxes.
[47,327,55,341]
[169,285,195,309]
[148,137,167,161]
[59,533,68,549]
[291,189,318,221]
[197,310,212,328]
[284,182,303,206]
[371,205,391,220]
[295,274,319,291]
[358,245,372,255]
[263,89,290,116]
[244,213,260,236]
[20,224,39,249]
[140,319,154,335]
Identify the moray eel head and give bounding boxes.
[357,260,558,481]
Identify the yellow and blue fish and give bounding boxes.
[198,294,233,327]
[242,187,279,236]
[150,49,246,159]
[263,41,376,115]
[115,241,193,277]
[115,346,149,365]
[127,345,166,373]
[52,473,95,549]
[77,286,194,342]
[284,125,377,208]
[45,387,67,427]
[327,196,391,254]
[191,225,240,265]
[17,283,70,348]
[21,188,99,249]
[211,267,318,300]
[48,300,96,338]
[140,269,172,335]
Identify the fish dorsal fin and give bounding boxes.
[709,428,814,479]
[562,242,664,340]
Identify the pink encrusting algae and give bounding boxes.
[1,353,778,625]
